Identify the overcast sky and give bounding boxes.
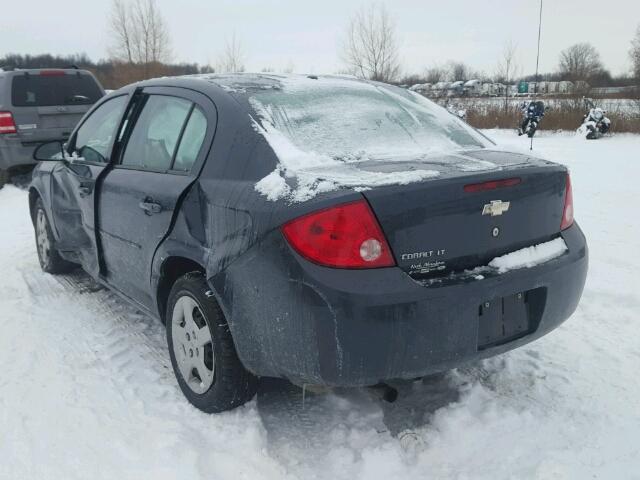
[2,0,639,77]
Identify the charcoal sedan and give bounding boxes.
[29,74,587,412]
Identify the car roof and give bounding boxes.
[129,72,385,101]
[0,68,95,79]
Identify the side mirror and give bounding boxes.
[33,140,65,161]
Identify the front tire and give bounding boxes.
[166,273,257,413]
[33,198,76,274]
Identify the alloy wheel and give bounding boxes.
[36,209,51,266]
[171,295,215,394]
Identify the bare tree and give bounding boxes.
[631,24,640,81]
[109,0,134,63]
[448,62,470,81]
[217,33,246,73]
[108,0,171,65]
[342,3,401,83]
[282,60,295,74]
[424,66,447,84]
[495,40,520,111]
[558,43,603,81]
[495,40,520,84]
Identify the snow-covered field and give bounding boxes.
[1,130,639,479]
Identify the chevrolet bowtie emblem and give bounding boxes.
[482,200,510,216]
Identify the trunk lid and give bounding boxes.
[360,150,567,279]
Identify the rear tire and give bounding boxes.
[166,272,257,413]
[33,197,76,274]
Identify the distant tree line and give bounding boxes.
[0,52,214,89]
[397,39,637,88]
[2,1,638,91]
[341,4,640,89]
[0,0,216,89]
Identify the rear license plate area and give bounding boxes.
[477,289,544,350]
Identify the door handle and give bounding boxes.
[139,199,162,215]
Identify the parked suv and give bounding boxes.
[0,67,104,187]
[29,74,587,413]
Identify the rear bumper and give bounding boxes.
[0,137,37,170]
[213,224,588,387]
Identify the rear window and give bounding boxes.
[249,78,490,161]
[11,73,103,107]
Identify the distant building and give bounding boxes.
[558,81,574,94]
[448,81,465,96]
[409,83,432,93]
[574,81,590,93]
[590,85,638,95]
[432,81,451,97]
[481,83,497,96]
[518,81,529,94]
[464,79,482,96]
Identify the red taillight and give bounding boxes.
[464,177,521,193]
[561,173,574,230]
[281,200,396,269]
[0,112,17,134]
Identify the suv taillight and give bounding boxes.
[0,112,17,134]
[281,200,396,269]
[561,173,574,230]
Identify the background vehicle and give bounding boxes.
[0,67,104,188]
[518,100,545,138]
[29,74,587,413]
[579,99,611,139]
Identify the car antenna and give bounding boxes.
[531,0,543,151]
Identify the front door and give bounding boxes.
[49,94,129,277]
[98,87,212,309]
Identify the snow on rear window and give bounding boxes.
[248,76,490,202]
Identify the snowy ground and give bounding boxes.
[1,130,639,479]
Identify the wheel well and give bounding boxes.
[156,256,205,322]
[28,187,40,224]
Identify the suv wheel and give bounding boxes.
[0,169,9,189]
[166,272,257,412]
[34,198,76,274]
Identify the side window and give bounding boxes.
[173,107,207,172]
[120,95,192,171]
[73,95,128,163]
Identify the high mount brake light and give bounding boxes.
[464,177,521,193]
[561,173,574,230]
[39,70,66,76]
[281,200,396,269]
[0,112,17,134]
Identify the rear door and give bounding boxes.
[98,87,214,309]
[10,70,103,145]
[49,94,129,277]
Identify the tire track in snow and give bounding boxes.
[19,266,175,404]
